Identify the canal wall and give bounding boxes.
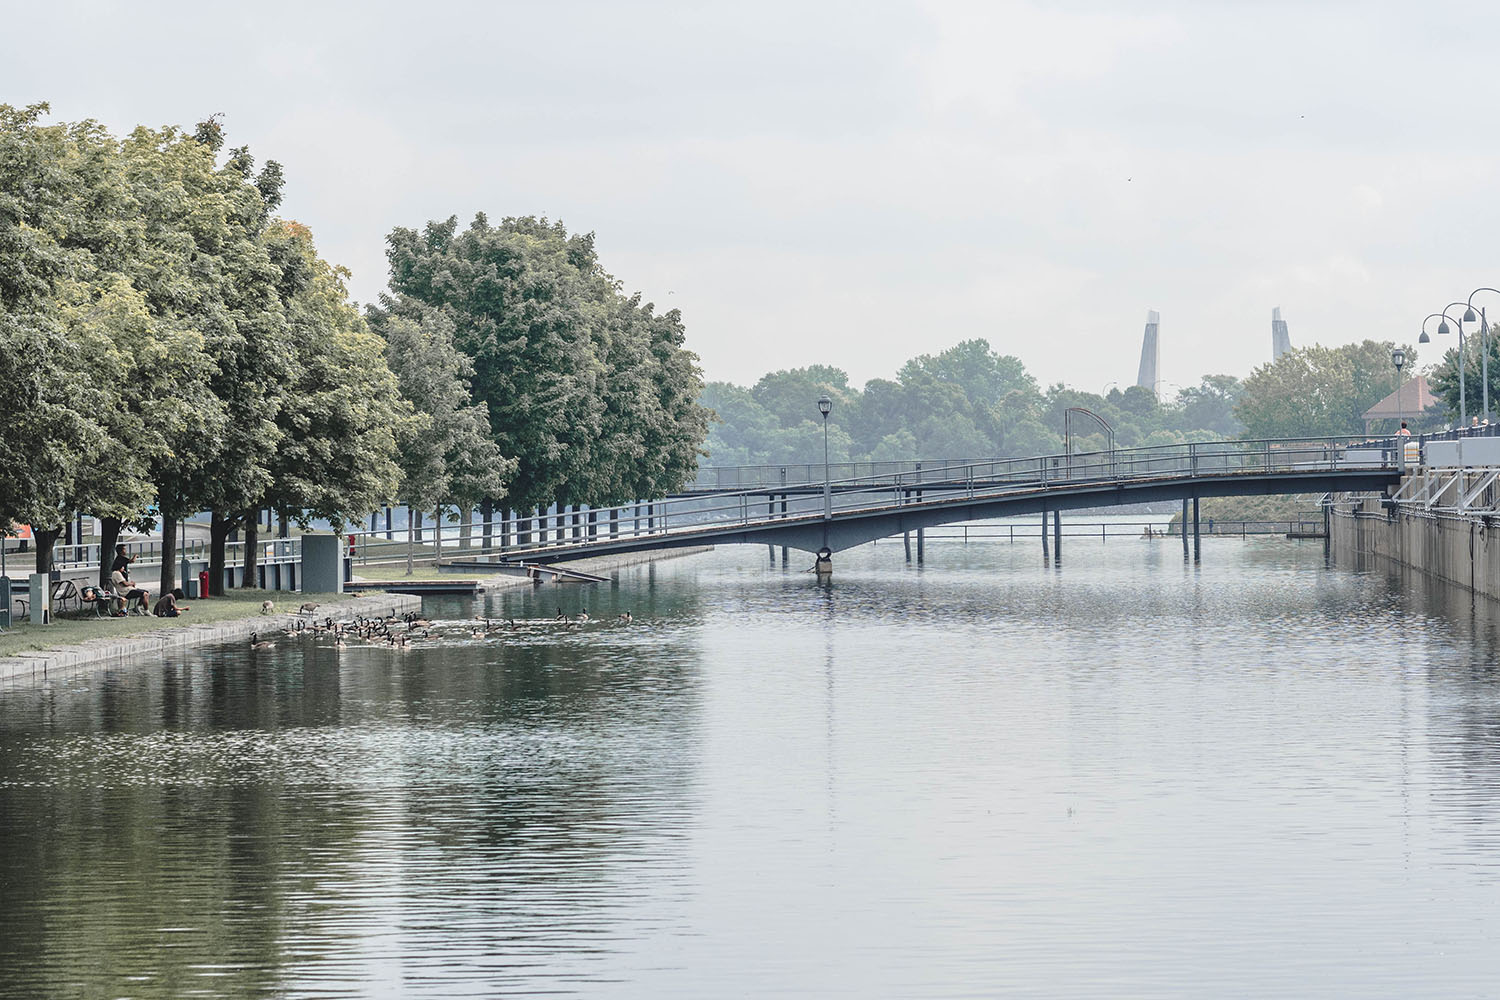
[0,591,421,683]
[1329,498,1500,599]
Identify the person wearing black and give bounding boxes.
[109,544,134,577]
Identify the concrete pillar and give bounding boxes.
[1053,509,1062,564]
[1182,498,1190,558]
[768,544,776,566]
[916,527,925,563]
[1192,495,1201,563]
[904,531,912,563]
[1041,509,1050,562]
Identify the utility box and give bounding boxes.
[29,572,48,625]
[301,534,343,595]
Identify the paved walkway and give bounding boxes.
[0,592,421,682]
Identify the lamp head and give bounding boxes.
[1419,331,1431,344]
[1464,307,1478,323]
[1392,347,1405,370]
[1438,320,1451,336]
[817,394,832,417]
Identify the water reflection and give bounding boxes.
[2,537,1500,997]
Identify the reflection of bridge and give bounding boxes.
[493,437,1402,567]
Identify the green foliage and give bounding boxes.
[371,304,514,512]
[1427,332,1500,425]
[699,339,1240,465]
[377,213,709,510]
[1237,341,1416,438]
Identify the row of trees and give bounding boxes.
[701,339,1247,466]
[700,337,1455,468]
[0,104,709,591]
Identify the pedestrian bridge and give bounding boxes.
[488,437,1403,565]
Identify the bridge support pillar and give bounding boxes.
[1192,495,1201,563]
[917,528,925,563]
[768,544,776,566]
[1181,499,1189,558]
[904,531,912,563]
[1053,510,1062,564]
[1041,509,1050,563]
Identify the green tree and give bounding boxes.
[371,304,515,573]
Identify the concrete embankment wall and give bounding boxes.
[1330,499,1500,599]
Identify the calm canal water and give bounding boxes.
[3,533,1500,998]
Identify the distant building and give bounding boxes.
[1361,374,1438,434]
[1271,307,1293,361]
[1136,309,1160,394]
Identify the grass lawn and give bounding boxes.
[0,589,355,658]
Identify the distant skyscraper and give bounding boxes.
[1271,307,1293,361]
[1136,309,1160,394]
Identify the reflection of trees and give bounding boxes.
[0,600,703,998]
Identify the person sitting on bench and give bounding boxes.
[110,567,150,616]
[152,588,191,618]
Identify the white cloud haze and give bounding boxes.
[5,0,1496,393]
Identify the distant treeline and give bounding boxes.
[0,104,708,589]
[700,337,1440,467]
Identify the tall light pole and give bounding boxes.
[1464,287,1500,424]
[818,395,832,521]
[1420,304,1470,428]
[1392,347,1406,468]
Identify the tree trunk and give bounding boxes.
[160,513,178,595]
[434,506,444,565]
[98,516,122,589]
[406,508,415,576]
[209,511,231,595]
[480,499,494,552]
[278,508,290,539]
[459,505,472,551]
[33,526,61,576]
[242,517,261,589]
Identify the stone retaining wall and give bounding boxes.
[1329,499,1500,599]
[0,591,421,683]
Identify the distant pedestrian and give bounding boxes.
[1397,421,1411,437]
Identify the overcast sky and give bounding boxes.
[6,1,1497,394]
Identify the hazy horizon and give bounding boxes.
[6,1,1493,393]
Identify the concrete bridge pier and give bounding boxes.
[1192,495,1202,563]
[904,531,912,563]
[1053,510,1062,564]
[767,543,776,566]
[1041,509,1050,563]
[1181,499,1189,558]
[917,527,925,563]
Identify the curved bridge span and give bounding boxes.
[489,437,1402,565]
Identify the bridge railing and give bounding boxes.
[483,436,1396,558]
[687,435,1399,491]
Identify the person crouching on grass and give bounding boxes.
[152,588,190,618]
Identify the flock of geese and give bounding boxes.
[249,608,634,651]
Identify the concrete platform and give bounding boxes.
[0,591,421,683]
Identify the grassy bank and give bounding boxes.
[0,589,354,658]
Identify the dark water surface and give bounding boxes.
[3,536,1500,997]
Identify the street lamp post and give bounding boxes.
[1465,287,1500,424]
[818,395,832,522]
[1421,304,1471,428]
[1392,347,1406,470]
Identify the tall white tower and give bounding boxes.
[1135,310,1160,394]
[1271,307,1292,361]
